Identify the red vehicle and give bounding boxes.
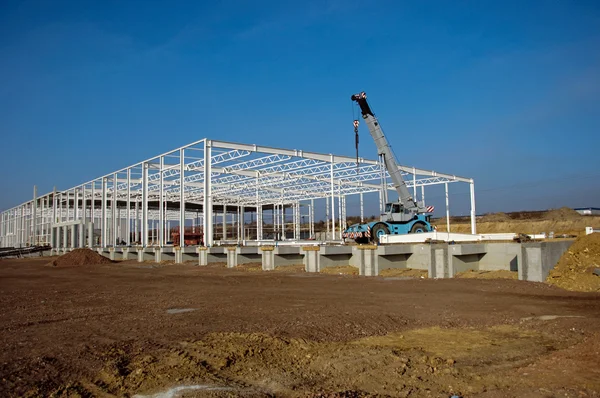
[171,227,203,246]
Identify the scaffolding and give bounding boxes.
[0,139,476,248]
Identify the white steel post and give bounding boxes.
[273,206,277,238]
[203,141,213,246]
[180,149,186,247]
[445,182,450,233]
[470,179,477,234]
[142,162,149,247]
[91,182,95,229]
[223,205,227,240]
[74,187,79,222]
[326,197,330,239]
[159,157,164,247]
[413,167,417,199]
[112,173,117,246]
[134,200,139,244]
[102,178,107,248]
[255,177,260,241]
[32,186,37,245]
[126,169,131,246]
[51,188,57,247]
[421,185,425,207]
[310,198,315,238]
[330,155,335,241]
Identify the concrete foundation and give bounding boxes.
[303,246,320,272]
[227,248,238,268]
[197,247,208,266]
[520,241,574,282]
[92,240,574,282]
[261,246,275,271]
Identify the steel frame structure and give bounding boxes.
[0,139,476,248]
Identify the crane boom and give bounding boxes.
[351,92,422,212]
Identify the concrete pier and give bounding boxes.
[303,246,320,272]
[261,246,275,271]
[197,246,208,266]
[227,248,237,268]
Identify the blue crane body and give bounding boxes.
[342,92,433,244]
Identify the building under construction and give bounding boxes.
[0,139,475,249]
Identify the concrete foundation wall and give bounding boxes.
[478,243,521,272]
[83,240,574,282]
[405,245,432,270]
[378,254,410,270]
[521,241,573,282]
[451,253,483,275]
[274,254,304,266]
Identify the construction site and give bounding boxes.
[1,94,600,397]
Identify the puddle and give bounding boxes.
[166,308,196,314]
[133,384,235,398]
[521,315,584,322]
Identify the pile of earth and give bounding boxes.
[480,212,511,222]
[455,270,518,280]
[547,233,600,292]
[320,265,359,276]
[379,268,428,278]
[48,248,114,267]
[543,206,582,221]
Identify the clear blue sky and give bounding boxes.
[1,0,599,217]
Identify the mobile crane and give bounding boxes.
[342,92,433,244]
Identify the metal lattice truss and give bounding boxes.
[80,139,472,207]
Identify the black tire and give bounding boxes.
[371,223,390,244]
[410,222,428,234]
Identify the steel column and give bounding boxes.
[330,155,335,241]
[470,180,477,234]
[126,169,131,246]
[445,182,450,233]
[142,162,149,247]
[203,141,213,246]
[101,177,107,248]
[179,149,186,247]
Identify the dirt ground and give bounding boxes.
[547,233,600,292]
[1,257,600,398]
[435,208,600,237]
[454,270,518,280]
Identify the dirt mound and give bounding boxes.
[543,207,582,221]
[480,212,511,222]
[379,268,428,278]
[320,265,359,276]
[546,233,600,292]
[455,270,518,280]
[48,248,114,267]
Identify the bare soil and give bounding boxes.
[1,257,600,397]
[378,268,428,278]
[319,265,359,276]
[547,233,600,292]
[454,270,518,280]
[434,208,600,237]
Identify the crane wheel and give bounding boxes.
[371,223,390,244]
[410,222,428,234]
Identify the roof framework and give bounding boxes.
[0,139,476,248]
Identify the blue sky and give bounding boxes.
[1,0,599,217]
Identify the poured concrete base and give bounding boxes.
[89,240,574,282]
